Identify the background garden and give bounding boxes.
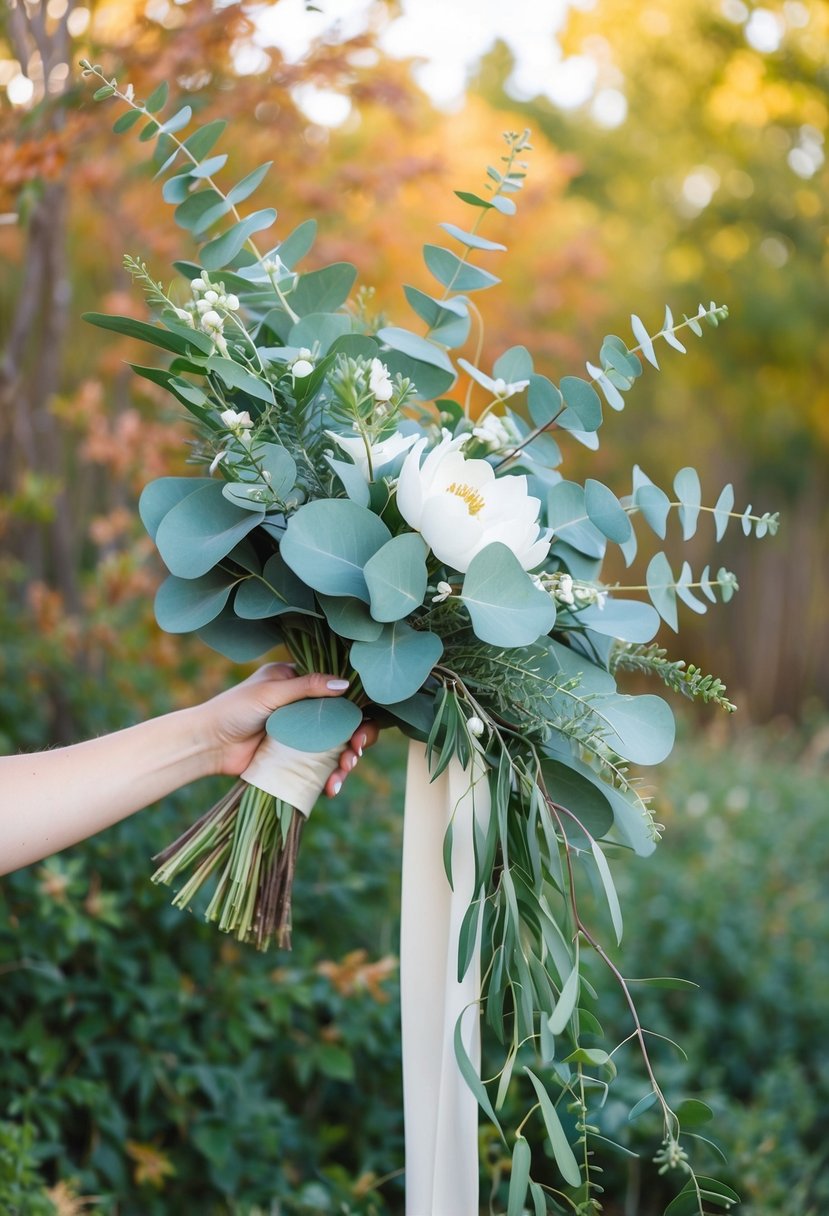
[1,0,827,1212]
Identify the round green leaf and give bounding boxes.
[350,621,443,704]
[584,478,632,543]
[138,476,213,541]
[592,693,676,766]
[540,759,614,840]
[317,594,383,642]
[196,606,281,661]
[266,697,363,752]
[155,482,264,578]
[364,534,429,622]
[155,570,235,633]
[280,499,390,602]
[461,543,556,647]
[234,553,315,619]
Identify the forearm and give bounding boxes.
[0,707,216,875]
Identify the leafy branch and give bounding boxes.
[611,644,737,713]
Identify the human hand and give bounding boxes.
[195,663,378,794]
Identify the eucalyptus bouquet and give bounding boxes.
[81,61,778,1214]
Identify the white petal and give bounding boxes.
[395,436,429,526]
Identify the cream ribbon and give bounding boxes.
[242,733,492,1213]
[400,741,491,1216]
[239,735,341,816]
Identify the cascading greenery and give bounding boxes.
[80,59,778,1216]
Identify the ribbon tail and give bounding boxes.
[400,741,491,1216]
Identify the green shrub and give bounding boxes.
[2,593,828,1216]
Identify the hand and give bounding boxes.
[195,663,378,794]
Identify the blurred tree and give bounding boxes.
[474,0,829,716]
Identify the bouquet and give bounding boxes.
[81,61,778,1214]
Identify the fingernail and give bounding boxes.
[346,754,357,771]
[327,679,350,691]
[356,733,366,756]
[331,779,342,795]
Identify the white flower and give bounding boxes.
[467,715,485,737]
[369,358,394,402]
[491,377,529,399]
[225,294,240,311]
[191,277,207,295]
[431,580,454,603]
[396,433,550,573]
[472,412,521,452]
[292,358,315,378]
[203,289,219,305]
[326,429,418,479]
[555,573,576,606]
[208,449,228,475]
[220,408,253,432]
[173,307,194,327]
[201,309,224,335]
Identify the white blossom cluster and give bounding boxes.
[535,571,608,610]
[176,274,240,356]
[471,411,522,453]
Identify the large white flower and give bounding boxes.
[396,433,551,573]
[326,429,418,479]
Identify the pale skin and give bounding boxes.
[0,664,378,877]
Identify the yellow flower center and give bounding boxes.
[447,481,486,516]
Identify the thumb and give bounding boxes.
[261,672,351,711]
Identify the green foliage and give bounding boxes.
[0,728,407,1214]
[612,644,737,713]
[0,1119,55,1215]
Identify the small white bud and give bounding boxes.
[467,715,485,737]
[191,277,207,295]
[203,289,219,304]
[431,580,453,604]
[292,358,315,378]
[201,309,223,331]
[225,294,240,311]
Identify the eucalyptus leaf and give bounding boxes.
[560,376,603,431]
[196,607,281,661]
[234,552,314,619]
[317,594,383,642]
[377,326,455,374]
[266,697,362,753]
[525,1068,581,1186]
[440,222,506,252]
[155,482,264,578]
[290,263,357,316]
[364,534,429,622]
[674,466,702,540]
[154,570,235,633]
[205,355,275,403]
[139,476,214,541]
[584,478,632,543]
[573,599,661,644]
[276,218,317,269]
[592,693,676,766]
[280,499,390,602]
[507,1137,531,1216]
[646,551,679,631]
[351,621,443,705]
[461,544,556,646]
[83,312,212,357]
[200,209,277,272]
[547,482,606,558]
[423,245,500,293]
[540,759,614,840]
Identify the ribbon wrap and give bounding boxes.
[240,735,341,816]
[401,741,491,1216]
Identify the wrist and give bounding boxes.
[170,704,223,781]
